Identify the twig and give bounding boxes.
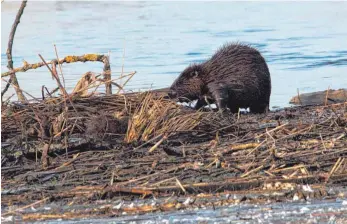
[41,143,50,169]
[38,54,80,155]
[46,87,59,97]
[1,78,39,101]
[2,54,108,77]
[1,78,12,102]
[38,54,79,110]
[256,123,288,139]
[241,165,264,178]
[103,55,112,95]
[38,54,67,98]
[232,142,260,151]
[150,177,176,187]
[133,134,163,151]
[326,157,344,182]
[320,133,327,151]
[118,163,188,186]
[3,197,50,216]
[53,45,70,157]
[55,153,81,170]
[325,86,330,106]
[297,88,302,106]
[3,93,15,104]
[71,73,133,98]
[175,178,186,193]
[148,135,168,153]
[103,186,153,195]
[247,139,266,156]
[116,71,137,94]
[120,39,126,91]
[54,44,65,89]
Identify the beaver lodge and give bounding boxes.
[1,79,347,221]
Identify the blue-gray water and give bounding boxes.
[1,1,347,108]
[7,198,347,224]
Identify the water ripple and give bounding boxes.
[243,28,275,33]
[1,1,347,108]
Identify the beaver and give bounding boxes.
[168,43,271,113]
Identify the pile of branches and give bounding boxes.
[1,90,226,159]
[1,91,347,220]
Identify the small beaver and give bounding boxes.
[169,43,271,113]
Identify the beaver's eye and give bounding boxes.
[191,71,198,77]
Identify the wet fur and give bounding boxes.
[170,43,271,113]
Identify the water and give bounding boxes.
[1,1,347,108]
[8,199,347,223]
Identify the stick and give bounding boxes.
[175,178,186,193]
[325,86,330,106]
[241,165,264,178]
[38,54,67,98]
[53,45,69,157]
[297,88,302,106]
[320,133,327,151]
[103,55,112,95]
[116,71,136,94]
[3,93,15,104]
[1,78,12,102]
[54,153,81,170]
[71,73,134,98]
[1,54,108,77]
[54,44,66,89]
[38,54,81,151]
[41,143,50,169]
[3,0,27,102]
[133,134,163,151]
[256,123,288,139]
[1,78,39,101]
[103,186,153,195]
[118,163,188,186]
[148,135,167,152]
[120,39,126,91]
[326,157,344,182]
[3,197,50,216]
[247,139,266,156]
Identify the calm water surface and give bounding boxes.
[25,198,347,223]
[1,1,347,108]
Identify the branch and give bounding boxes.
[102,55,112,95]
[2,54,108,78]
[1,77,12,100]
[3,0,27,102]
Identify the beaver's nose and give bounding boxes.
[168,90,177,98]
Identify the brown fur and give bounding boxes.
[169,43,271,113]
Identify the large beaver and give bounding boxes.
[168,43,271,113]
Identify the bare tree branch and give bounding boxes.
[3,0,28,102]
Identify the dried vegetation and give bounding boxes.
[1,87,347,220]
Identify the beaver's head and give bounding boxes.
[169,64,205,102]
